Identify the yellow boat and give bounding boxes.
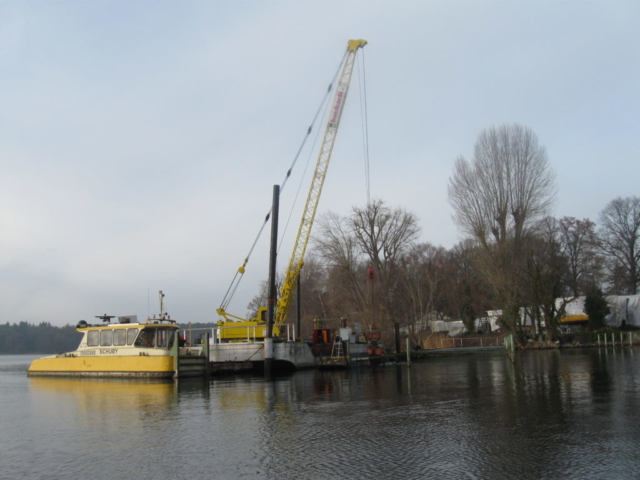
[28,314,180,378]
[559,314,589,324]
[27,292,195,378]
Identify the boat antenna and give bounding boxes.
[96,314,115,323]
[159,290,166,319]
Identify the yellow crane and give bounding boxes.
[216,39,367,341]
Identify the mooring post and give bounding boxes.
[598,334,601,347]
[265,184,280,378]
[172,330,179,379]
[204,332,210,378]
[406,338,411,367]
[505,333,515,363]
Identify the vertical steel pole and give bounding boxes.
[265,185,280,377]
[204,332,210,378]
[296,274,301,341]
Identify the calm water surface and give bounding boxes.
[1,349,639,480]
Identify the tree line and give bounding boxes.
[0,321,218,354]
[0,322,83,354]
[265,124,639,350]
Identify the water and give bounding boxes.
[2,349,640,480]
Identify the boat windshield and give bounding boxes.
[134,328,175,349]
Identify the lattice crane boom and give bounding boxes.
[275,39,367,325]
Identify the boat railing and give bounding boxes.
[180,324,297,345]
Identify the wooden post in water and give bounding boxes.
[204,332,210,378]
[172,330,179,379]
[406,338,411,367]
[505,333,515,363]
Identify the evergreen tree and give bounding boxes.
[584,288,610,330]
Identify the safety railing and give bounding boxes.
[179,324,297,345]
[422,335,506,350]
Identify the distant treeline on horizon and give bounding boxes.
[0,321,218,355]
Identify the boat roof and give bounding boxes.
[76,317,178,330]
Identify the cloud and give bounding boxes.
[1,1,639,325]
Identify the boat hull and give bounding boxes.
[27,355,176,378]
[209,341,316,370]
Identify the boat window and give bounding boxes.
[156,328,170,348]
[127,328,138,345]
[101,330,113,346]
[87,330,99,347]
[135,329,155,348]
[113,329,126,346]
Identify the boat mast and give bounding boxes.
[159,290,166,319]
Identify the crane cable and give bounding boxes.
[278,98,330,256]
[278,48,369,294]
[358,49,371,206]
[219,51,349,313]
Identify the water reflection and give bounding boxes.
[3,350,640,480]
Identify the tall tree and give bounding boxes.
[523,217,569,340]
[448,124,557,333]
[313,200,420,351]
[558,217,602,296]
[314,211,368,314]
[440,240,493,333]
[584,287,610,330]
[350,200,420,352]
[598,196,640,295]
[396,243,446,346]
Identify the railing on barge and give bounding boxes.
[421,335,506,350]
[179,324,298,345]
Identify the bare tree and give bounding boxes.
[312,200,420,351]
[449,124,556,248]
[350,199,420,283]
[558,216,603,296]
[440,239,494,332]
[448,124,557,333]
[599,196,640,295]
[350,200,420,352]
[523,217,569,340]
[313,211,368,313]
[285,256,330,337]
[396,243,446,346]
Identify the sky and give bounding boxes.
[1,1,639,326]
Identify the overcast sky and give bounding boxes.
[2,1,638,326]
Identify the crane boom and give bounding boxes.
[215,39,367,341]
[275,39,367,325]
